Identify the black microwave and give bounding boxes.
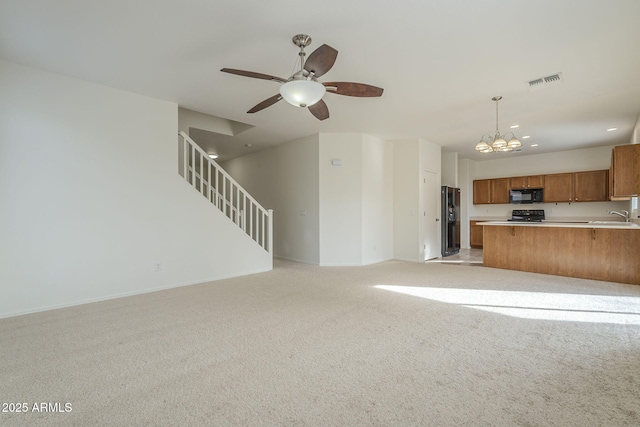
[510,188,543,204]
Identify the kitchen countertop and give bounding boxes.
[477,220,639,229]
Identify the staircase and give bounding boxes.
[178,131,273,254]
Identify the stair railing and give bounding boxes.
[178,131,273,254]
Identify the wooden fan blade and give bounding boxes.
[247,94,283,113]
[304,44,338,78]
[221,68,287,84]
[308,100,329,121]
[324,82,384,97]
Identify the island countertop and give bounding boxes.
[477,220,639,229]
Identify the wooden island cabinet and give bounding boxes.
[482,223,640,285]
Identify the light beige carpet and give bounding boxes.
[1,259,639,426]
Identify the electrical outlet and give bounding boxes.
[154,263,162,272]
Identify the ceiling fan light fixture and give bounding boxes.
[279,79,326,108]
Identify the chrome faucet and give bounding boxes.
[609,210,630,222]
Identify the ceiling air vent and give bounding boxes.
[527,72,563,91]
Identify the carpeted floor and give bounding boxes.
[1,259,639,426]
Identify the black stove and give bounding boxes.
[509,209,545,222]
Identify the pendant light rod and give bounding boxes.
[292,34,312,73]
[493,96,502,134]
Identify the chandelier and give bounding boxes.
[475,96,522,153]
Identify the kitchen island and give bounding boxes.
[478,221,640,285]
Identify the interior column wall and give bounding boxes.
[318,133,364,266]
[393,139,421,262]
[361,135,394,264]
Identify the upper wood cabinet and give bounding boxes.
[473,178,510,204]
[544,170,608,203]
[474,170,609,204]
[510,175,544,189]
[574,170,608,202]
[473,179,491,204]
[491,178,510,204]
[611,144,640,197]
[544,173,573,203]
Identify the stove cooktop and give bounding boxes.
[509,209,545,222]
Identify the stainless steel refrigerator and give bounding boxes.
[441,186,460,256]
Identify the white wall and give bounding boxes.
[630,114,640,221]
[393,138,441,262]
[361,134,394,265]
[631,113,640,145]
[317,133,393,266]
[224,132,394,266]
[179,107,234,136]
[319,134,364,265]
[458,158,474,248]
[474,145,615,178]
[420,139,443,261]
[0,60,271,318]
[393,140,421,261]
[223,135,320,264]
[441,152,458,188]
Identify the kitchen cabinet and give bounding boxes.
[510,175,544,189]
[544,171,608,203]
[573,170,608,202]
[473,180,491,204]
[543,173,573,202]
[470,221,483,248]
[482,224,640,284]
[611,144,640,197]
[473,178,509,204]
[491,178,510,204]
[476,169,608,204]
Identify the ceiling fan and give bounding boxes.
[221,34,384,121]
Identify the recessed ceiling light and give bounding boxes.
[209,153,219,159]
[522,135,530,139]
[510,125,519,129]
[606,127,618,132]
[531,144,539,147]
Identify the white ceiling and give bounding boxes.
[2,0,640,161]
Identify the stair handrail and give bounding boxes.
[178,131,273,254]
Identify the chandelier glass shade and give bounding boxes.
[475,96,522,153]
[279,78,326,108]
